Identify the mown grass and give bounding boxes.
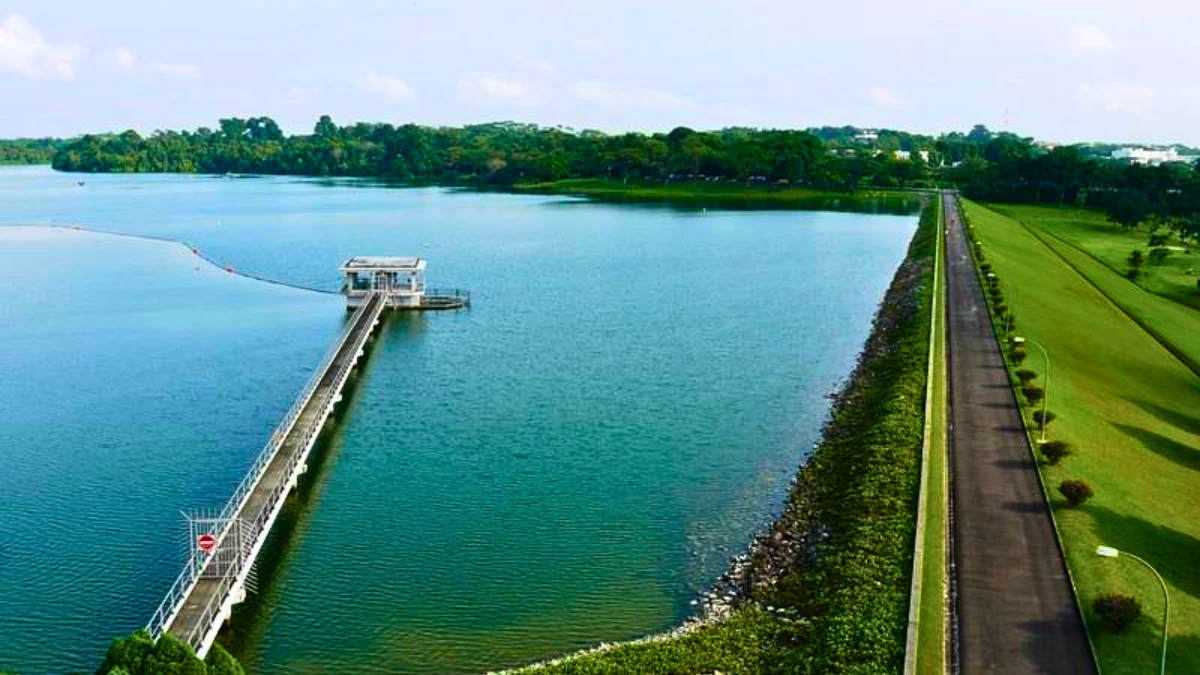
[914,197,948,674]
[516,200,938,675]
[987,205,1200,376]
[511,179,924,214]
[989,204,1200,310]
[962,200,1200,675]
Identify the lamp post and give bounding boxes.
[1011,336,1051,443]
[1096,545,1170,675]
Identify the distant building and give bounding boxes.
[854,129,879,143]
[892,150,930,162]
[1111,147,1198,166]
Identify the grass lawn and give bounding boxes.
[963,200,1200,675]
[990,204,1200,310]
[988,204,1200,376]
[914,198,948,674]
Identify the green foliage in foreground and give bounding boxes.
[523,200,936,675]
[95,632,243,675]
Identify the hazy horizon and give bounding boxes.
[3,0,1199,145]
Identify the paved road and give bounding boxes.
[944,193,1095,674]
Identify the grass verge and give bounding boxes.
[912,196,948,674]
[514,198,938,675]
[961,200,1200,675]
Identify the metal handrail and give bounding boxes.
[171,291,385,649]
[146,292,383,643]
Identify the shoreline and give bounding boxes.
[503,197,936,673]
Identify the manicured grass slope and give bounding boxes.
[991,204,1200,310]
[518,202,938,675]
[964,201,1200,675]
[988,204,1200,375]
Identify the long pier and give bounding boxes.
[146,290,387,657]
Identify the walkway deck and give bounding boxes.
[147,291,387,656]
[944,194,1094,673]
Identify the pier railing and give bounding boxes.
[421,288,471,309]
[146,291,384,645]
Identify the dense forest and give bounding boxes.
[0,138,61,164]
[36,117,1200,236]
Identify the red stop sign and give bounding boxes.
[197,533,217,554]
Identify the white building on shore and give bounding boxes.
[1110,147,1197,165]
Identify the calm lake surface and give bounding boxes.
[0,166,917,674]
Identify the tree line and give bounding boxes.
[0,138,60,164]
[40,117,1200,237]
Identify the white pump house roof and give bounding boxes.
[339,256,427,273]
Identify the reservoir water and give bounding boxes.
[0,167,917,674]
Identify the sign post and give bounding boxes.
[197,533,217,554]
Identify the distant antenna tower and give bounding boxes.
[1004,107,1010,129]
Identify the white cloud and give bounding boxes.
[1078,82,1153,114]
[459,72,539,105]
[0,13,81,79]
[572,81,698,111]
[150,61,200,78]
[513,54,555,75]
[114,47,135,70]
[571,81,628,107]
[360,71,413,103]
[1068,25,1115,54]
[867,86,908,109]
[571,37,604,52]
[642,90,696,110]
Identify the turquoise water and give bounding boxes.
[0,167,917,674]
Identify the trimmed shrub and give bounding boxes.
[1058,479,1094,506]
[1128,249,1144,267]
[1010,348,1028,365]
[1093,593,1142,632]
[1021,385,1045,405]
[1016,369,1038,385]
[1032,409,1056,429]
[1041,440,1071,465]
[994,303,1008,317]
[980,262,993,273]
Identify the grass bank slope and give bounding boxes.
[963,201,1200,675]
[989,204,1199,310]
[988,204,1200,375]
[514,199,937,675]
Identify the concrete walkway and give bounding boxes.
[943,194,1095,674]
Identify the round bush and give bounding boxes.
[1021,385,1045,405]
[1032,409,1056,429]
[1058,479,1094,506]
[1016,369,1038,385]
[1093,593,1142,632]
[1041,440,1071,465]
[1010,348,1028,365]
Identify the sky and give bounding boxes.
[2,0,1199,144]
